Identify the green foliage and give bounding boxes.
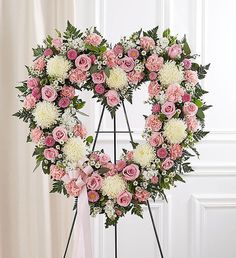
[182,35,191,55]
[194,85,209,99]
[12,108,33,123]
[64,21,82,40]
[50,180,67,195]
[174,174,185,183]
[131,203,143,218]
[143,26,159,41]
[32,45,44,57]
[163,28,170,38]
[193,130,209,141]
[86,135,93,144]
[182,162,194,173]
[15,83,28,93]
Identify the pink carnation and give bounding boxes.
[67,49,78,60]
[117,191,132,207]
[44,135,55,147]
[170,144,183,160]
[183,102,198,116]
[122,164,140,181]
[135,189,150,202]
[73,124,87,139]
[116,160,126,172]
[119,56,135,72]
[103,50,117,68]
[43,147,59,161]
[156,147,168,159]
[87,173,103,190]
[183,59,192,69]
[140,36,155,50]
[161,158,174,170]
[69,68,87,83]
[161,101,176,118]
[145,54,164,72]
[168,44,182,59]
[52,38,62,49]
[166,84,185,103]
[43,48,53,57]
[41,85,57,102]
[152,104,161,113]
[85,33,102,46]
[149,132,164,147]
[99,153,111,165]
[50,165,65,180]
[75,54,92,71]
[95,84,105,94]
[32,87,41,100]
[113,44,124,56]
[58,97,70,108]
[31,128,43,143]
[105,90,120,107]
[66,180,83,197]
[182,93,191,102]
[33,57,46,71]
[92,71,106,84]
[127,70,144,85]
[184,70,198,86]
[60,86,75,99]
[127,48,139,59]
[149,72,157,81]
[27,77,39,89]
[52,126,68,142]
[24,94,36,110]
[185,116,199,132]
[148,81,160,98]
[88,191,100,202]
[145,115,162,131]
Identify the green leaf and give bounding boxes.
[194,99,203,108]
[182,35,191,55]
[174,174,185,183]
[196,109,205,119]
[104,67,110,77]
[193,130,209,141]
[33,159,41,172]
[86,136,93,144]
[163,28,170,38]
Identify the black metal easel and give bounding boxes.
[63,101,164,258]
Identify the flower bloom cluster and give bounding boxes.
[14,23,210,227]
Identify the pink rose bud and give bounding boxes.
[44,135,55,147]
[90,54,97,64]
[67,49,78,60]
[152,104,161,113]
[99,153,111,165]
[113,44,124,56]
[95,84,105,94]
[116,160,126,172]
[149,72,157,81]
[41,85,57,102]
[58,97,70,108]
[32,87,41,100]
[75,54,92,71]
[52,126,68,142]
[122,164,140,181]
[182,93,191,102]
[151,176,159,184]
[161,101,176,118]
[44,48,53,57]
[105,90,120,107]
[117,190,132,207]
[87,174,103,190]
[92,71,106,84]
[161,158,174,170]
[43,147,59,161]
[27,77,39,89]
[168,44,182,59]
[52,38,62,49]
[183,59,192,69]
[183,102,198,116]
[156,147,168,159]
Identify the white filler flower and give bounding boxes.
[101,175,126,198]
[106,67,128,90]
[159,61,184,86]
[63,137,86,162]
[133,143,155,167]
[163,118,187,144]
[47,55,71,79]
[33,101,59,128]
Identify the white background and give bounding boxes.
[76,1,236,258]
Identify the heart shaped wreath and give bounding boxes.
[14,22,210,227]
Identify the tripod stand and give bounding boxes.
[63,100,164,258]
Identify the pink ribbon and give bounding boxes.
[72,165,93,258]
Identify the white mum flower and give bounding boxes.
[163,118,187,144]
[33,101,59,128]
[133,143,155,167]
[159,61,184,86]
[106,67,128,90]
[47,55,71,79]
[63,137,86,162]
[101,175,126,198]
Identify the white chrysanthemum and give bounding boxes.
[47,55,71,79]
[101,175,126,198]
[33,101,59,128]
[133,143,155,167]
[159,61,184,86]
[163,118,187,144]
[106,67,128,90]
[63,137,86,162]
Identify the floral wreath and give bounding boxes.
[14,22,210,227]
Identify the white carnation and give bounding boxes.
[163,118,187,144]
[101,175,126,198]
[159,61,184,86]
[63,137,86,162]
[33,101,59,128]
[47,55,71,79]
[133,143,155,167]
[106,67,128,90]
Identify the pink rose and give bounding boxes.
[52,126,68,142]
[69,68,87,83]
[135,189,150,202]
[115,209,123,216]
[86,173,103,190]
[85,33,102,46]
[103,50,117,68]
[149,132,164,147]
[27,77,39,89]
[168,44,182,59]
[156,147,168,159]
[149,72,157,81]
[148,81,160,98]
[145,54,164,72]
[88,191,100,202]
[184,70,198,86]
[117,191,132,207]
[75,54,91,71]
[43,147,59,160]
[60,86,75,99]
[152,104,161,113]
[90,54,96,64]
[92,71,106,84]
[140,36,155,50]
[31,127,43,143]
[52,38,62,49]
[95,84,105,94]
[105,90,120,107]
[127,48,139,59]
[122,164,140,181]
[161,102,176,118]
[127,70,144,85]
[33,57,45,71]
[185,116,199,132]
[103,162,116,176]
[66,180,82,197]
[41,85,57,102]
[43,48,53,57]
[73,124,87,139]
[44,135,55,147]
[113,44,124,56]
[24,94,36,110]
[32,87,41,100]
[161,158,174,170]
[170,144,183,160]
[183,59,192,69]
[145,115,162,131]
[183,102,198,116]
[126,151,134,161]
[99,153,111,165]
[166,84,185,103]
[116,160,126,172]
[182,93,191,102]
[58,97,70,108]
[50,165,65,180]
[119,56,135,72]
[151,176,159,184]
[67,49,78,60]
